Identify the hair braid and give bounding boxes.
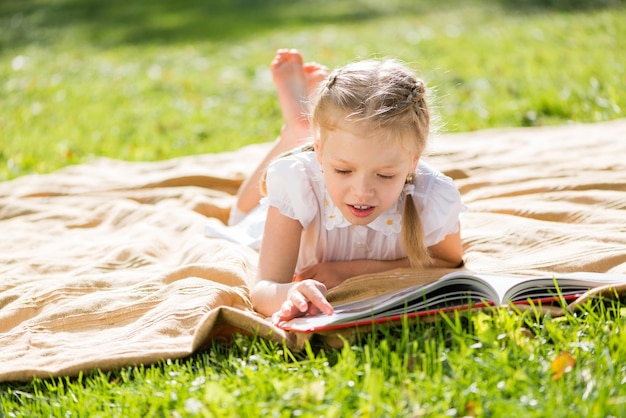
[401,181,431,268]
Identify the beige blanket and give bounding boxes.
[1,120,625,382]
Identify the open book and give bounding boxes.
[279,270,626,333]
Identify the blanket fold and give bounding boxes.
[1,120,625,382]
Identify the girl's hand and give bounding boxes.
[272,279,334,324]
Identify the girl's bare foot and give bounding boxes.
[303,62,329,98]
[271,49,319,145]
[232,50,328,215]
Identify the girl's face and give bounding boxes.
[315,122,419,226]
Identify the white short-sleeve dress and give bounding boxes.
[206,149,465,275]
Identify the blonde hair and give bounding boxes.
[311,58,432,268]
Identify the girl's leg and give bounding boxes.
[233,49,328,218]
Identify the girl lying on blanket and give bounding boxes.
[208,49,465,324]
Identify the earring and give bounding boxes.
[405,173,414,184]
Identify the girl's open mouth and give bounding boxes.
[348,204,376,218]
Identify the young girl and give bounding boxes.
[229,49,464,324]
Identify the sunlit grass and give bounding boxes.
[1,0,624,180]
[3,304,626,416]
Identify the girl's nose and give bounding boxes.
[352,175,374,199]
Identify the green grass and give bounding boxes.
[3,305,626,416]
[1,0,626,415]
[1,0,624,180]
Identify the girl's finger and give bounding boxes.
[273,300,301,324]
[307,304,321,316]
[298,285,333,316]
[294,292,312,312]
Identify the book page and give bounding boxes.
[501,272,626,302]
[280,270,498,332]
[466,272,531,303]
[278,270,626,332]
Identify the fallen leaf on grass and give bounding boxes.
[464,400,479,417]
[551,351,576,381]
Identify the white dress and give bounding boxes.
[205,150,465,274]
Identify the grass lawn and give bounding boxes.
[1,0,625,416]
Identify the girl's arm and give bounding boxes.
[428,225,464,267]
[295,228,464,288]
[295,258,411,289]
[250,206,333,318]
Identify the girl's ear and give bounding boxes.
[314,138,323,165]
[409,153,420,174]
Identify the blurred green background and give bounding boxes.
[1,0,624,180]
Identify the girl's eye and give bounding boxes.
[378,174,395,180]
[334,169,351,175]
